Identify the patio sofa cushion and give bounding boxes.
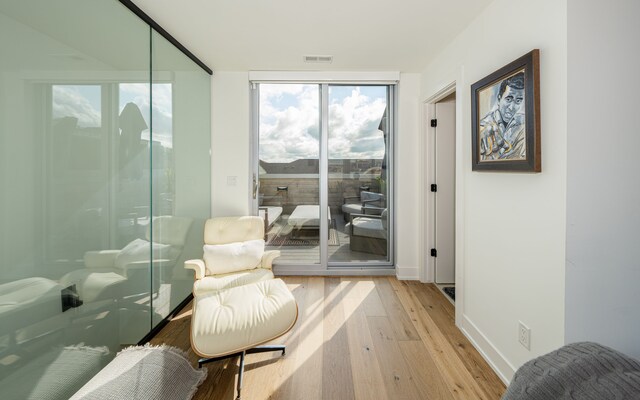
[347,217,387,239]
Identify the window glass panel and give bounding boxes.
[328,85,390,263]
[258,84,321,265]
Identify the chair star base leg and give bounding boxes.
[197,345,287,399]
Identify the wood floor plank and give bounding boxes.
[398,340,455,400]
[388,278,493,400]
[268,277,308,399]
[343,297,388,400]
[367,316,424,399]
[291,276,324,400]
[322,277,356,400]
[342,277,388,317]
[375,277,420,341]
[408,282,506,400]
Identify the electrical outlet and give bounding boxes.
[518,321,531,350]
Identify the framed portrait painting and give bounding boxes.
[471,49,541,172]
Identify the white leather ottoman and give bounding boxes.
[191,278,297,399]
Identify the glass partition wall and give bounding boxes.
[0,1,211,398]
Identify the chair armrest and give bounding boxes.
[361,198,383,205]
[361,205,385,214]
[84,250,120,268]
[261,250,280,270]
[184,259,206,280]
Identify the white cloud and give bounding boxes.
[52,86,101,127]
[259,85,386,163]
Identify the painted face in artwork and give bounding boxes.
[497,85,524,125]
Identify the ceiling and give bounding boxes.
[131,0,494,73]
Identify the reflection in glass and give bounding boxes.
[0,1,210,398]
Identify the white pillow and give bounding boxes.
[114,238,178,270]
[203,239,265,275]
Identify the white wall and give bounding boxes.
[395,73,421,279]
[210,71,422,275]
[211,72,251,217]
[565,0,640,359]
[420,0,567,382]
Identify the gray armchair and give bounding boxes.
[341,191,385,222]
[345,209,388,256]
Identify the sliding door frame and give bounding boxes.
[250,74,398,275]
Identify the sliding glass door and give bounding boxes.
[253,83,394,270]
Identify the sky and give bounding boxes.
[259,84,388,163]
[52,83,174,147]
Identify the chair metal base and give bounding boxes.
[198,345,286,400]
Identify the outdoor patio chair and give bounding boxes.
[345,209,388,256]
[341,191,385,222]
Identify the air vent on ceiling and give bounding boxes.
[304,55,333,63]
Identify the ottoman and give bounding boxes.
[190,278,298,399]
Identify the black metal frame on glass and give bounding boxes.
[471,49,540,172]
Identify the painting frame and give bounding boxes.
[471,49,541,172]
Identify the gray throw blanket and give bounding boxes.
[503,342,640,400]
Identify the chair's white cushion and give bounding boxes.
[342,203,363,215]
[192,268,274,297]
[191,279,297,358]
[350,217,387,239]
[0,277,63,320]
[114,238,178,270]
[59,269,126,303]
[204,216,264,245]
[203,239,265,275]
[84,250,120,269]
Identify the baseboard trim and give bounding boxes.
[274,268,396,276]
[459,314,516,386]
[396,265,419,280]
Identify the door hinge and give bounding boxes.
[430,248,437,257]
[430,119,437,127]
[430,184,437,192]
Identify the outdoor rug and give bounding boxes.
[267,219,339,246]
[70,344,206,400]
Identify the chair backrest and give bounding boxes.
[204,216,265,245]
[361,191,384,202]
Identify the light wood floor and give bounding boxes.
[151,277,506,400]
